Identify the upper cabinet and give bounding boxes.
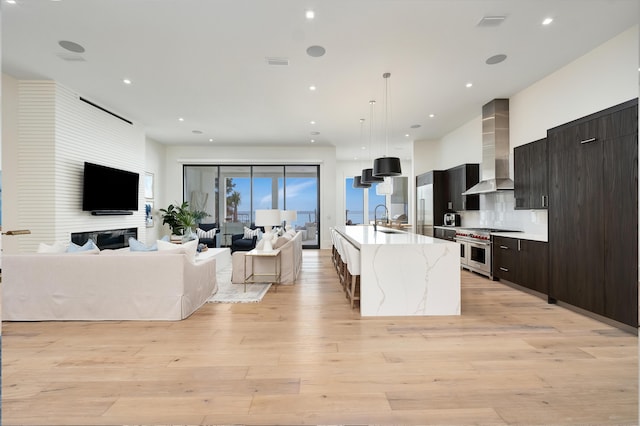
[514,138,548,209]
[446,164,479,211]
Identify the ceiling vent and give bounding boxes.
[477,16,506,27]
[265,57,289,66]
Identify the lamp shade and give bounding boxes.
[281,210,297,222]
[352,176,371,188]
[373,156,402,177]
[376,181,393,195]
[361,168,384,184]
[255,209,282,226]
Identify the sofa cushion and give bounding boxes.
[37,241,68,253]
[196,227,217,239]
[66,239,99,254]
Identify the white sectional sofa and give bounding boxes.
[2,251,217,321]
[231,230,302,285]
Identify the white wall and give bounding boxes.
[144,137,166,245]
[163,144,337,249]
[2,74,19,254]
[2,78,147,253]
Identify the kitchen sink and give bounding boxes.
[377,229,403,234]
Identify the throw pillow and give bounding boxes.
[157,237,199,262]
[37,241,68,253]
[285,229,297,238]
[273,236,288,249]
[196,227,217,239]
[243,227,262,239]
[66,239,99,254]
[128,237,158,252]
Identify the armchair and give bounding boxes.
[230,225,264,253]
[230,234,257,253]
[196,223,220,248]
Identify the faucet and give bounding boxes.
[373,204,389,232]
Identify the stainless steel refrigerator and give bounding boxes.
[416,170,447,237]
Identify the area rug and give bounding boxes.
[207,281,271,303]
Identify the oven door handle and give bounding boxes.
[468,241,491,249]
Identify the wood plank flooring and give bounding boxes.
[2,249,637,425]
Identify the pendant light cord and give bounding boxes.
[383,72,391,157]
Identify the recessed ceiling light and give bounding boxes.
[405,134,410,137]
[309,85,317,91]
[123,78,132,85]
[305,10,315,20]
[542,17,553,26]
[486,54,507,65]
[178,117,184,122]
[429,114,435,118]
[6,0,16,4]
[310,120,316,125]
[310,139,315,143]
[466,82,473,88]
[362,146,366,150]
[209,138,214,142]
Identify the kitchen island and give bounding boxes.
[335,225,460,317]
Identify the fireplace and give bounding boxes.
[71,227,138,250]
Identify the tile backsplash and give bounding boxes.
[459,191,548,236]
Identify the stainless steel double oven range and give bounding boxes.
[454,228,514,279]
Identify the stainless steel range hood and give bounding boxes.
[462,98,514,195]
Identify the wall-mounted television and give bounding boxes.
[82,162,139,215]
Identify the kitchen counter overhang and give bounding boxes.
[335,225,460,317]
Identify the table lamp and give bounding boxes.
[281,210,297,231]
[255,209,282,252]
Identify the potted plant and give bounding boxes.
[160,201,208,239]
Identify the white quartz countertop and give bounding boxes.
[335,225,451,248]
[490,232,548,243]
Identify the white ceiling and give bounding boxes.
[3,0,638,161]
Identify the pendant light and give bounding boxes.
[361,100,384,185]
[352,118,371,189]
[373,72,402,177]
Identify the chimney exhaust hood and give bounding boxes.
[462,98,514,195]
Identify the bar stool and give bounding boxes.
[330,229,339,272]
[343,241,361,308]
[334,234,348,292]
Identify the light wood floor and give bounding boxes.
[2,250,638,425]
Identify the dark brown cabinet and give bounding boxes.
[446,164,480,211]
[548,99,638,327]
[493,236,548,294]
[514,138,548,209]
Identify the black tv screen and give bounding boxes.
[82,162,139,212]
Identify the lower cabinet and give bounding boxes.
[493,236,548,294]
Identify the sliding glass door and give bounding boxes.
[183,164,320,249]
